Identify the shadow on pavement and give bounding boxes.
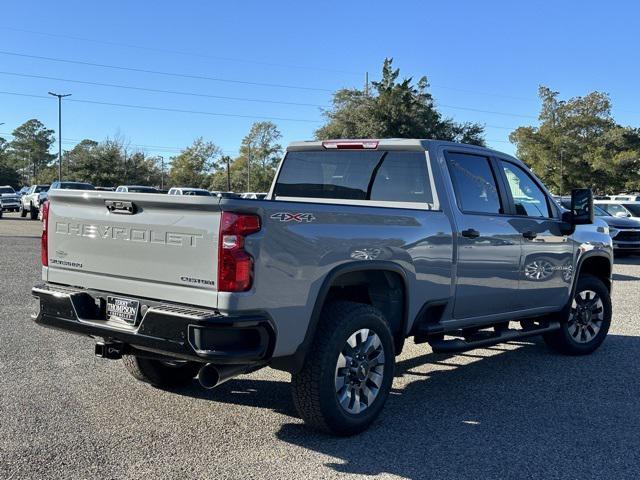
[174,375,298,418]
[274,335,640,479]
[172,335,640,479]
[174,334,640,478]
[612,272,640,281]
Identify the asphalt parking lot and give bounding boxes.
[1,212,640,480]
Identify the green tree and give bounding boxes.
[169,137,221,188]
[8,119,56,184]
[510,86,640,194]
[43,137,163,187]
[316,58,485,145]
[0,136,21,186]
[209,122,283,193]
[123,151,162,186]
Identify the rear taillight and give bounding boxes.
[41,200,49,266]
[217,212,261,292]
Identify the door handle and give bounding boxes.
[461,228,480,239]
[522,231,537,240]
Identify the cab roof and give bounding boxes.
[286,139,514,159]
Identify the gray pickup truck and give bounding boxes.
[32,139,613,435]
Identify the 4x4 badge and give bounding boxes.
[270,212,316,223]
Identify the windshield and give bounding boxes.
[35,185,49,193]
[0,187,16,194]
[622,203,640,216]
[127,187,158,193]
[59,183,95,190]
[183,190,211,196]
[603,203,630,216]
[593,205,609,216]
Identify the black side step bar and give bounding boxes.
[429,321,561,354]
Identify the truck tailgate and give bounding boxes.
[45,191,220,308]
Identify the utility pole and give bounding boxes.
[158,155,164,190]
[48,92,71,182]
[365,72,369,96]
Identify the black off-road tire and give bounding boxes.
[291,301,395,436]
[29,204,38,220]
[543,274,611,355]
[122,355,200,388]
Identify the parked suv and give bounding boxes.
[560,198,640,254]
[32,139,613,435]
[20,184,50,219]
[595,200,640,218]
[0,185,20,212]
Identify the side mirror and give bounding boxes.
[568,188,594,225]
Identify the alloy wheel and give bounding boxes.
[334,328,385,415]
[568,289,604,343]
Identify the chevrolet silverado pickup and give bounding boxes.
[32,139,613,435]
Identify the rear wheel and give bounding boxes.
[122,355,200,388]
[291,301,395,436]
[543,274,611,355]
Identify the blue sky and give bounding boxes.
[1,0,639,163]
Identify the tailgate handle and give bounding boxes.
[105,200,137,215]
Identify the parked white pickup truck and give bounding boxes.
[20,184,50,220]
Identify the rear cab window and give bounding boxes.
[273,150,436,209]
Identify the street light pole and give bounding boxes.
[48,92,71,182]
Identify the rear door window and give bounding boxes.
[446,152,502,214]
[273,150,434,206]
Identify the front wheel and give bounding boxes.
[291,301,395,436]
[29,204,38,220]
[543,274,611,355]
[122,355,200,388]
[19,204,27,217]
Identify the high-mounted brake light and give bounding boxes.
[217,212,261,292]
[41,200,49,266]
[322,140,379,150]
